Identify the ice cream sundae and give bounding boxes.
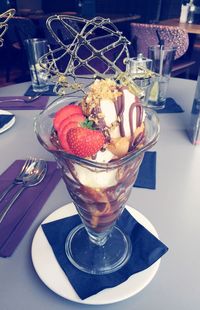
[50,78,146,234]
[35,76,159,274]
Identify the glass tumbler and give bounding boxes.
[126,53,153,106]
[24,38,49,92]
[148,45,176,109]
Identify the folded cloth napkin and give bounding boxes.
[42,209,168,300]
[0,114,15,129]
[0,96,49,110]
[0,160,61,257]
[24,85,56,97]
[157,97,184,113]
[134,151,156,189]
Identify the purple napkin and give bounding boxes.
[24,85,56,97]
[0,96,49,110]
[0,160,61,257]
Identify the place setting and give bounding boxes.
[32,203,167,304]
[0,158,62,257]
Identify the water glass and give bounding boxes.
[126,54,153,106]
[148,45,176,109]
[24,38,49,92]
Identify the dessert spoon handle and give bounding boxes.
[0,187,25,224]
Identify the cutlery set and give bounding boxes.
[0,94,43,104]
[0,158,47,223]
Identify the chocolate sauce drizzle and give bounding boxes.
[114,89,125,136]
[114,87,144,145]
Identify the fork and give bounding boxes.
[0,158,38,203]
[0,160,47,223]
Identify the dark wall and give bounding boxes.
[42,0,78,13]
[96,0,182,22]
[15,0,183,22]
[159,0,182,21]
[129,0,162,22]
[96,0,132,14]
[129,0,182,23]
[0,0,17,13]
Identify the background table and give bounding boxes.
[160,18,200,35]
[0,78,200,310]
[159,18,200,71]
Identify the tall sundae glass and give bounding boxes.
[34,83,159,275]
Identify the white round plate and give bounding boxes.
[0,109,15,134]
[31,203,161,305]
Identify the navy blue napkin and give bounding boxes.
[157,97,184,113]
[42,208,168,300]
[24,85,56,97]
[0,114,14,129]
[134,151,156,189]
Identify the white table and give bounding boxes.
[0,79,200,310]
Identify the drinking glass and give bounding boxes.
[34,95,160,275]
[148,45,176,109]
[126,54,153,106]
[24,38,49,92]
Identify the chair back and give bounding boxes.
[5,16,36,48]
[131,23,189,60]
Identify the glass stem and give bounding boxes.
[89,234,108,246]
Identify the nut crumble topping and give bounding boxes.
[81,79,121,116]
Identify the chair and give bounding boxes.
[130,23,195,78]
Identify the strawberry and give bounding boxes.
[59,121,79,152]
[67,127,105,157]
[57,113,85,135]
[53,105,83,131]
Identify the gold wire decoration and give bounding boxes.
[0,9,15,47]
[40,14,155,98]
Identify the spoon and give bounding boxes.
[0,159,47,223]
[0,157,40,203]
[0,94,43,104]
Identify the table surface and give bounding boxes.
[160,18,200,35]
[0,78,200,310]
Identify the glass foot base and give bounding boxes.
[32,84,49,93]
[147,99,166,110]
[65,224,132,275]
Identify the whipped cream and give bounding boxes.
[73,164,118,188]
